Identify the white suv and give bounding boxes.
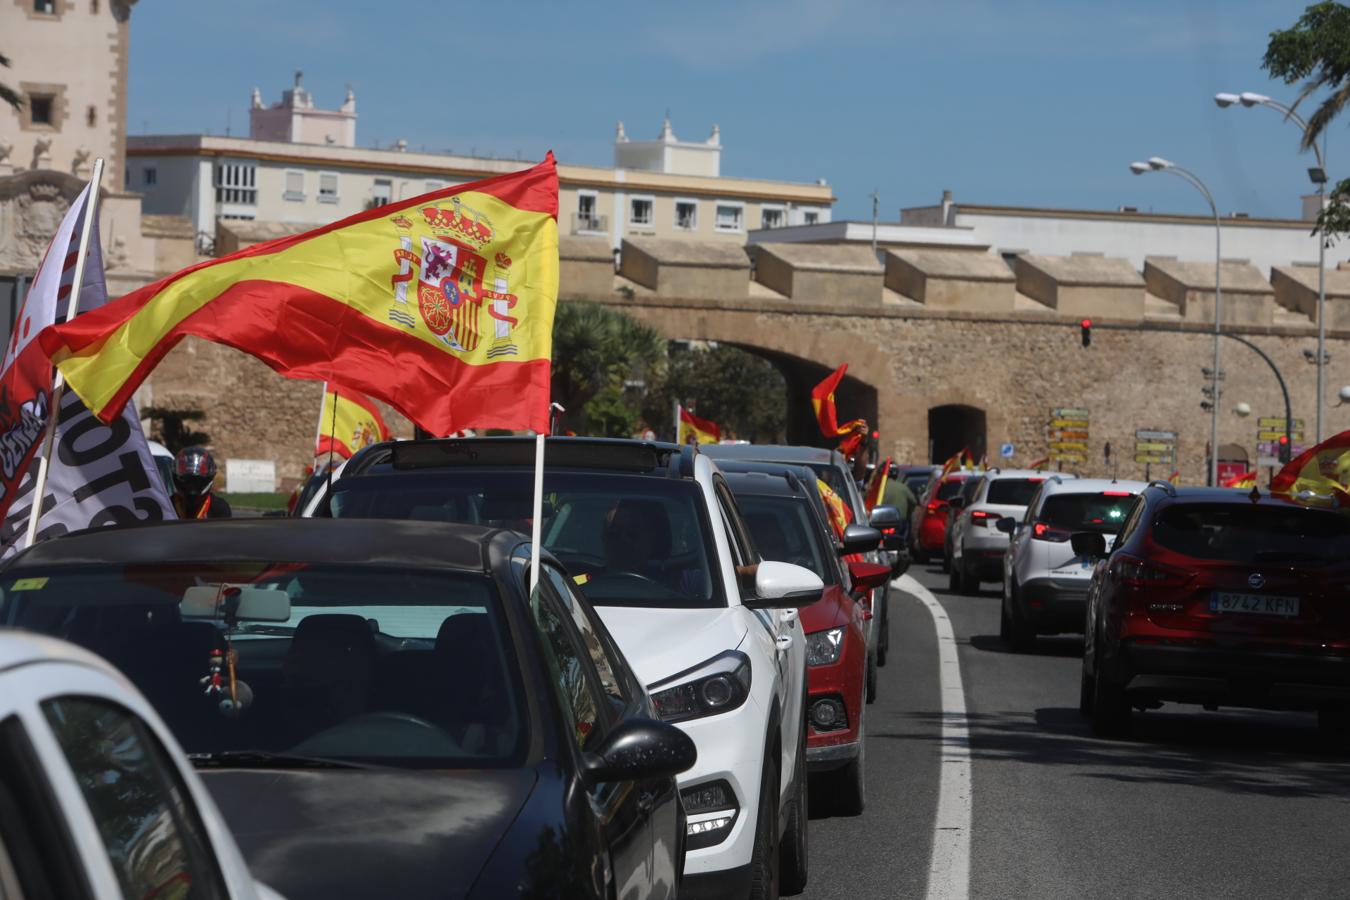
[323,437,820,899]
[0,631,283,899]
[948,469,1073,594]
[999,477,1147,650]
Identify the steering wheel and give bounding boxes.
[585,570,687,602]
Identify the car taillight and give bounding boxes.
[1112,555,1188,587]
[1101,490,1133,497]
[972,510,1000,528]
[1032,521,1070,542]
[927,500,944,513]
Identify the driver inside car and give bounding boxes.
[601,499,704,598]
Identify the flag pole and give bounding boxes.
[312,381,329,459]
[673,399,680,443]
[24,158,104,547]
[529,430,545,594]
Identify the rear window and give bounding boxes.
[936,479,966,501]
[1150,503,1350,562]
[1039,492,1137,534]
[960,478,983,502]
[987,478,1042,506]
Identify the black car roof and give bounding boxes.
[3,518,510,572]
[1145,485,1331,508]
[700,443,843,466]
[344,437,696,480]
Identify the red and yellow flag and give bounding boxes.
[677,405,721,445]
[811,364,867,453]
[817,478,853,538]
[1271,429,1350,502]
[1029,456,1050,472]
[315,383,391,458]
[938,447,965,480]
[864,456,891,510]
[1220,469,1258,490]
[40,157,560,436]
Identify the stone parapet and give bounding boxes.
[885,249,1014,311]
[619,237,749,300]
[558,236,614,299]
[749,242,883,306]
[1271,265,1350,331]
[1143,257,1275,327]
[1014,253,1145,320]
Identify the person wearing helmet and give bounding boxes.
[171,446,232,519]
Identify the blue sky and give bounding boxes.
[128,1,1331,221]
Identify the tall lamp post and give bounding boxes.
[1215,91,1329,444]
[1131,157,1223,486]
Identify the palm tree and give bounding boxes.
[1263,2,1350,151]
[550,301,666,434]
[0,51,20,111]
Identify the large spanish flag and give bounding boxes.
[315,383,391,459]
[1270,429,1350,502]
[40,156,559,436]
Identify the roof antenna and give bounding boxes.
[1248,484,1261,502]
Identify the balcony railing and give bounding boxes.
[572,213,608,234]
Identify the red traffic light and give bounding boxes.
[1278,434,1289,445]
[1080,318,1092,348]
[871,430,880,440]
[1081,318,1092,328]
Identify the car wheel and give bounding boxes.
[866,644,878,704]
[940,551,950,574]
[957,558,977,595]
[876,591,889,668]
[779,713,809,895]
[1090,665,1131,738]
[749,752,781,900]
[830,729,866,817]
[999,593,1013,642]
[947,562,960,593]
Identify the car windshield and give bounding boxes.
[1039,492,1137,534]
[331,471,721,608]
[987,478,1043,506]
[0,563,525,768]
[1150,504,1350,563]
[735,494,836,584]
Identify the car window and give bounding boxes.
[986,478,1043,506]
[41,697,227,900]
[332,471,722,610]
[543,566,626,707]
[1149,504,1350,563]
[935,479,965,501]
[2,565,525,768]
[1115,495,1147,547]
[735,493,835,584]
[529,581,607,752]
[1038,492,1137,534]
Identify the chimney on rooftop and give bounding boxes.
[941,189,953,225]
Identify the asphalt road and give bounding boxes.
[801,563,1350,900]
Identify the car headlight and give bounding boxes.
[806,627,845,667]
[649,651,751,723]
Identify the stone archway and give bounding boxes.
[928,404,987,464]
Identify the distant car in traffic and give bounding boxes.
[911,470,975,564]
[1,518,697,900]
[999,477,1144,649]
[940,474,986,575]
[1078,485,1350,740]
[0,629,284,900]
[947,469,1077,593]
[723,466,889,816]
[702,443,898,670]
[892,464,940,508]
[324,437,820,899]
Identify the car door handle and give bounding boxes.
[776,635,793,651]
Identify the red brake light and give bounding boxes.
[1032,521,1071,543]
[971,510,1001,527]
[927,500,943,512]
[1101,490,1133,497]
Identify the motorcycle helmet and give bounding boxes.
[172,445,217,496]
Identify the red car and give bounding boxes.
[1080,485,1350,739]
[910,471,974,563]
[723,467,889,816]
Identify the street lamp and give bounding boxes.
[1215,89,1329,444]
[1131,157,1223,487]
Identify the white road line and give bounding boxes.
[899,573,972,900]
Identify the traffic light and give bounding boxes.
[1080,318,1092,348]
[1278,434,1291,463]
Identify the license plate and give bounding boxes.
[1210,592,1300,617]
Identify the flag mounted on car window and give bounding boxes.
[677,405,720,445]
[40,156,560,437]
[315,383,391,459]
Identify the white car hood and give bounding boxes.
[594,605,748,688]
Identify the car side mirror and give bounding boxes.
[847,560,892,593]
[995,517,1016,534]
[868,505,901,527]
[582,717,697,785]
[948,495,966,510]
[839,523,882,556]
[745,560,824,609]
[1070,532,1108,560]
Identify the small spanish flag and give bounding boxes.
[1220,469,1258,490]
[678,405,721,445]
[1029,456,1050,472]
[316,383,391,459]
[811,364,867,457]
[1271,429,1350,503]
[864,457,891,510]
[817,478,853,538]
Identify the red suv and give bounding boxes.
[1079,484,1350,739]
[910,472,974,563]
